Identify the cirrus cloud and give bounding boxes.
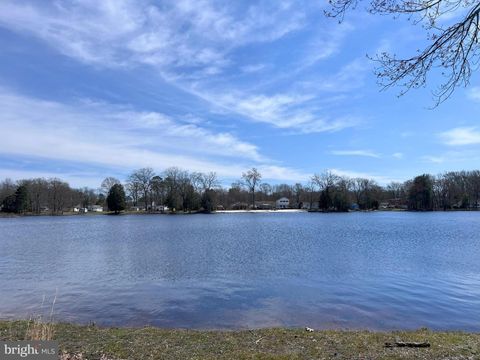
[439,127,480,146]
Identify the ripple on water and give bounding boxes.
[0,212,479,330]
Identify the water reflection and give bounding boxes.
[0,212,479,330]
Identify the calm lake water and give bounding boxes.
[0,212,479,330]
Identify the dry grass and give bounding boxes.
[25,292,57,341]
[25,319,55,341]
[59,354,120,360]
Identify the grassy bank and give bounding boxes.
[0,321,479,359]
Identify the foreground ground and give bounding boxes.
[1,321,479,359]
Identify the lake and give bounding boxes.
[0,211,479,331]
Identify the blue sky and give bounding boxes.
[0,0,479,188]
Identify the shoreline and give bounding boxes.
[0,209,307,217]
[1,320,478,359]
[2,208,480,218]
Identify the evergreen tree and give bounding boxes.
[408,175,433,211]
[333,192,349,212]
[183,184,199,212]
[107,184,126,214]
[201,189,217,213]
[14,185,28,213]
[1,185,28,213]
[1,194,16,213]
[318,190,332,211]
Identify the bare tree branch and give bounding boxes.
[326,0,480,105]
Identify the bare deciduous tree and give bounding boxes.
[150,175,165,207]
[100,177,121,195]
[312,171,339,209]
[163,167,182,210]
[129,168,155,210]
[0,178,16,204]
[177,170,193,211]
[242,168,262,209]
[23,178,49,214]
[259,183,272,201]
[48,178,71,214]
[351,177,380,209]
[292,183,303,208]
[327,0,480,105]
[386,182,404,201]
[189,172,204,194]
[199,172,219,192]
[126,176,140,207]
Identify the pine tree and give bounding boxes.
[107,184,126,214]
[14,185,28,213]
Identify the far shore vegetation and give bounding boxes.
[2,168,480,216]
[1,320,479,360]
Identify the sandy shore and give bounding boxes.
[215,209,306,213]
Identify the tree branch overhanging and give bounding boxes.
[326,0,480,106]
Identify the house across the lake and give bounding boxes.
[153,205,169,212]
[256,201,275,210]
[275,197,290,209]
[88,205,103,212]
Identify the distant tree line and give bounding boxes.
[2,168,480,215]
[0,178,96,215]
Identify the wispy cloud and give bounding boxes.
[191,90,359,133]
[0,0,305,77]
[0,89,263,162]
[400,131,415,138]
[0,87,312,182]
[1,0,478,186]
[314,58,369,92]
[0,0,364,135]
[421,151,480,165]
[467,87,480,102]
[330,150,381,158]
[421,155,445,164]
[241,64,266,73]
[439,127,480,146]
[300,22,354,69]
[421,148,480,165]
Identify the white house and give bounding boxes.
[275,197,290,209]
[154,205,169,212]
[88,205,103,212]
[147,202,169,212]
